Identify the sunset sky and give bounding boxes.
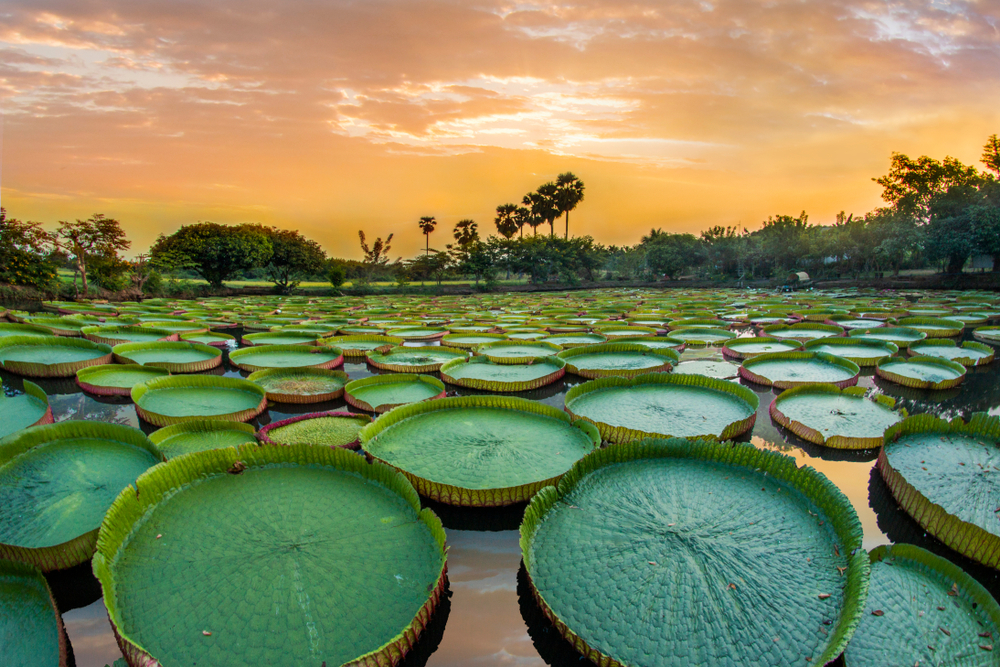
[1,0,999,259]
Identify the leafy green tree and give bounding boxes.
[0,209,57,290]
[643,232,702,279]
[982,134,1000,178]
[327,264,347,288]
[874,153,980,223]
[262,227,326,294]
[358,230,394,283]
[406,251,451,285]
[970,205,1000,272]
[418,216,437,255]
[150,222,272,289]
[494,204,521,239]
[56,214,130,296]
[555,172,585,238]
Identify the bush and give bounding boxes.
[328,265,346,288]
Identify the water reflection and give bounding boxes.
[424,499,527,532]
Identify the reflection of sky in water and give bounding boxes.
[3,328,998,666]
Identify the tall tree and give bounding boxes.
[523,184,560,236]
[555,172,585,238]
[358,230,394,265]
[452,219,479,249]
[262,227,327,294]
[874,153,980,224]
[150,222,272,289]
[56,214,130,296]
[418,216,437,255]
[494,204,520,239]
[0,208,57,290]
[982,134,1000,178]
[513,206,536,238]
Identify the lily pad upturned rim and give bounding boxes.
[0,557,68,666]
[387,326,450,341]
[439,332,507,349]
[131,375,268,426]
[240,330,319,346]
[439,355,567,393]
[228,344,345,372]
[973,326,1000,344]
[75,364,171,396]
[721,335,802,360]
[474,339,563,364]
[896,317,964,337]
[539,332,608,348]
[179,331,235,347]
[847,326,927,348]
[111,340,223,373]
[564,372,759,443]
[843,542,1000,666]
[803,337,900,367]
[907,339,995,367]
[769,383,902,449]
[739,350,862,389]
[761,322,846,341]
[80,325,179,346]
[666,327,737,346]
[519,438,869,667]
[0,335,114,377]
[246,367,349,403]
[148,419,257,459]
[879,412,1000,569]
[2,380,54,432]
[366,345,468,373]
[257,410,373,449]
[344,373,446,413]
[327,334,404,357]
[359,395,600,506]
[0,421,163,571]
[556,342,678,378]
[874,355,967,390]
[92,443,448,667]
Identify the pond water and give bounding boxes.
[4,326,1000,667]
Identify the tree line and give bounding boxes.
[1,136,998,298]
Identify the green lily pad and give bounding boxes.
[179,331,235,346]
[672,359,741,379]
[0,421,162,570]
[879,413,1000,569]
[81,325,176,346]
[257,411,372,449]
[387,327,448,340]
[345,374,445,413]
[849,326,927,348]
[112,341,222,373]
[520,439,868,667]
[541,333,607,348]
[0,558,65,665]
[897,317,964,337]
[557,342,678,378]
[667,327,737,346]
[770,384,903,449]
[246,368,348,403]
[0,381,53,440]
[367,346,467,372]
[440,333,506,349]
[0,323,56,339]
[844,543,1000,666]
[722,336,801,360]
[875,356,966,390]
[440,356,566,392]
[475,340,562,363]
[92,444,447,667]
[228,344,344,372]
[0,336,113,378]
[330,334,403,357]
[739,351,861,389]
[908,339,994,367]
[242,331,319,346]
[974,326,1000,344]
[611,336,685,350]
[132,375,268,426]
[359,395,599,506]
[803,337,899,366]
[762,323,844,341]
[564,373,758,443]
[148,420,257,459]
[76,364,170,396]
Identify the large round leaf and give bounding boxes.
[770,384,904,449]
[344,374,445,413]
[148,420,258,459]
[0,558,66,666]
[520,439,869,667]
[0,381,53,439]
[92,444,447,667]
[0,336,113,377]
[132,375,267,426]
[257,411,372,449]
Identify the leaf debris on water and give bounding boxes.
[818,593,831,600]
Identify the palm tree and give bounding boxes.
[453,219,478,248]
[513,206,534,238]
[555,172,585,238]
[523,187,559,236]
[494,204,520,239]
[418,216,437,255]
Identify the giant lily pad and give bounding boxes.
[0,558,66,666]
[897,317,963,338]
[148,420,257,459]
[564,373,758,443]
[388,327,449,341]
[739,351,861,389]
[804,337,899,367]
[81,325,177,346]
[228,344,344,372]
[0,381,53,440]
[441,332,506,349]
[541,333,607,348]
[359,395,599,506]
[875,355,966,390]
[345,374,446,413]
[557,342,678,378]
[241,330,318,346]
[973,326,1000,344]
[329,334,403,358]
[762,323,844,341]
[908,339,994,367]
[722,336,801,360]
[770,384,904,449]
[878,413,1000,569]
[520,439,869,667]
[475,340,562,364]
[0,421,162,570]
[367,345,467,372]
[0,322,56,339]
[112,341,222,373]
[440,356,566,392]
[667,327,737,347]
[848,326,926,348]
[25,317,88,337]
[844,543,1000,666]
[92,444,447,667]
[76,364,170,396]
[0,336,113,377]
[246,367,348,403]
[258,411,373,449]
[179,331,235,347]
[672,358,741,379]
[611,335,685,351]
[132,375,267,426]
